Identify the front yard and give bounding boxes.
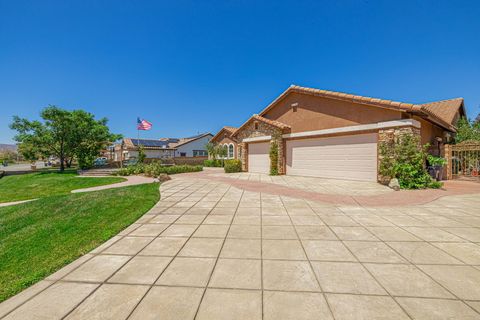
[0,182,159,302]
[0,171,125,203]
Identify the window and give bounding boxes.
[228,144,234,158]
[193,150,207,157]
[180,152,186,157]
[254,121,259,130]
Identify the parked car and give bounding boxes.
[93,157,108,167]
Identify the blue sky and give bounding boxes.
[1,0,479,144]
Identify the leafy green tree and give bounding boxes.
[455,117,480,143]
[137,145,146,164]
[10,105,120,171]
[205,142,217,159]
[69,110,122,169]
[17,142,41,164]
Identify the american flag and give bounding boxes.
[137,117,152,130]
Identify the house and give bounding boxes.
[218,85,466,182]
[210,126,238,159]
[115,133,212,161]
[171,133,213,158]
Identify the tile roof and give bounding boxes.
[223,126,237,134]
[420,98,465,126]
[211,126,238,142]
[232,114,290,137]
[168,132,213,148]
[252,114,291,129]
[258,85,464,131]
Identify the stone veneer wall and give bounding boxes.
[236,120,284,174]
[377,125,421,184]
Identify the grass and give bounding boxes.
[0,171,125,203]
[0,182,160,302]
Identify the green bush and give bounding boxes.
[224,159,242,173]
[427,155,447,167]
[379,133,442,189]
[203,159,223,167]
[269,140,278,175]
[137,146,146,164]
[115,163,202,177]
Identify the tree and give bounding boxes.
[10,105,121,171]
[137,145,146,164]
[69,110,122,169]
[205,142,217,159]
[455,117,480,143]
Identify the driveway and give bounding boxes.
[1,175,480,319]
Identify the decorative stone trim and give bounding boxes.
[235,118,286,174]
[377,124,422,183]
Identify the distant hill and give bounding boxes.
[0,144,17,152]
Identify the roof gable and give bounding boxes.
[232,114,290,137]
[258,85,464,131]
[211,126,237,142]
[170,132,213,148]
[420,98,465,126]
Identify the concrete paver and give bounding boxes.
[1,175,480,319]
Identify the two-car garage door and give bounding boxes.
[286,133,378,181]
[247,133,378,181]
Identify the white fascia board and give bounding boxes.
[243,135,272,143]
[282,119,421,139]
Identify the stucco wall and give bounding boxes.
[414,116,445,145]
[175,135,212,157]
[262,92,404,133]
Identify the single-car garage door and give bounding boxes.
[248,142,270,174]
[286,133,377,181]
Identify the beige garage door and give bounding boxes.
[248,142,270,174]
[286,133,377,181]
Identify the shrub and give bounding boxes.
[427,155,447,167]
[137,145,146,164]
[269,140,278,175]
[204,159,223,167]
[224,159,242,173]
[379,133,442,189]
[115,163,202,177]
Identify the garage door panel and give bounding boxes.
[248,142,270,174]
[286,133,377,181]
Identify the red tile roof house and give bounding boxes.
[213,85,466,182]
[115,133,213,161]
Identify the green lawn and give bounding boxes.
[0,171,125,203]
[0,183,159,302]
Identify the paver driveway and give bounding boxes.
[1,176,480,320]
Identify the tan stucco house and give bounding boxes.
[215,85,466,182]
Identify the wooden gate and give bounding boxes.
[445,141,480,180]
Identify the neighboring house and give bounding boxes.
[171,133,213,158]
[223,85,466,182]
[210,126,238,159]
[115,133,212,161]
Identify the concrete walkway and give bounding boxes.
[0,199,36,208]
[72,175,156,193]
[1,176,480,319]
